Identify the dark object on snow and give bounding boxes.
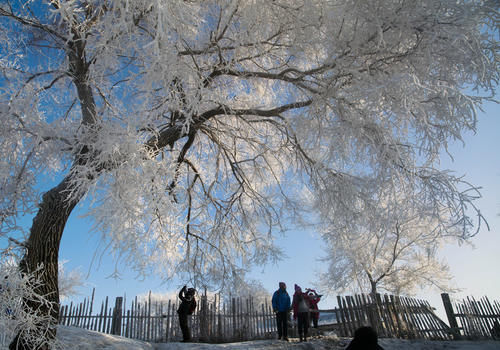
[345,326,385,350]
[491,321,500,339]
[177,285,197,342]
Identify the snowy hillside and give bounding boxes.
[4,326,499,350]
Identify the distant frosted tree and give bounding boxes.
[58,261,85,301]
[220,272,272,310]
[319,184,471,295]
[0,0,497,348]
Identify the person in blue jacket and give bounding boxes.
[271,281,291,341]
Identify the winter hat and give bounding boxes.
[279,282,286,289]
[294,284,301,293]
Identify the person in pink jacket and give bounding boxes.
[291,284,311,342]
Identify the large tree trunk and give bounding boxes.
[9,20,99,349]
[9,176,81,350]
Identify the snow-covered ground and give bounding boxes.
[4,326,499,350]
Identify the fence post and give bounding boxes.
[111,296,123,336]
[199,289,208,341]
[441,293,460,339]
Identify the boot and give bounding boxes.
[299,334,303,342]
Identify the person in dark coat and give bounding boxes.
[177,285,196,342]
[271,282,291,341]
[292,284,311,342]
[345,326,385,350]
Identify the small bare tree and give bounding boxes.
[319,184,479,295]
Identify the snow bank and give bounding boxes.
[3,326,500,350]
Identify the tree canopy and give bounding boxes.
[318,184,472,295]
[0,0,498,347]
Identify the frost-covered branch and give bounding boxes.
[0,257,60,349]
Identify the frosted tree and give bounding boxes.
[318,183,475,295]
[220,272,271,310]
[0,0,498,348]
[58,260,85,301]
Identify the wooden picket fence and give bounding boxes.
[333,294,453,340]
[3,291,498,346]
[59,290,457,342]
[61,290,500,342]
[441,293,500,340]
[58,289,277,342]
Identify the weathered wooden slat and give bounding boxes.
[466,297,485,337]
[147,291,152,341]
[75,302,82,327]
[463,300,476,337]
[352,294,365,329]
[59,304,66,325]
[337,296,350,336]
[82,296,89,329]
[382,294,396,337]
[420,300,446,339]
[238,297,243,340]
[475,297,493,337]
[389,295,404,338]
[393,296,408,338]
[457,302,469,337]
[402,296,420,339]
[483,297,500,337]
[415,298,434,339]
[372,294,387,337]
[87,288,95,329]
[77,299,84,327]
[405,297,426,339]
[344,296,357,333]
[106,307,112,334]
[103,297,109,333]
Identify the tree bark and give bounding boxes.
[366,271,378,296]
[370,280,377,296]
[9,176,81,350]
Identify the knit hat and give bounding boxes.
[294,284,301,292]
[279,282,286,289]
